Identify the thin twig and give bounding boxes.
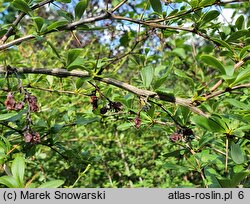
[149,100,185,128]
[186,143,208,188]
[25,84,88,96]
[208,54,250,94]
[98,31,150,74]
[0,0,54,44]
[111,0,128,12]
[145,0,245,24]
[0,122,23,135]
[115,130,133,187]
[225,136,229,173]
[205,82,250,100]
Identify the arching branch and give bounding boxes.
[0,65,208,117]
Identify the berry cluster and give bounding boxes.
[170,128,194,142]
[4,91,40,144]
[89,90,123,114]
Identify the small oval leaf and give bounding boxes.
[235,15,245,30]
[149,0,162,14]
[12,0,32,13]
[75,0,89,19]
[117,123,134,131]
[231,142,245,164]
[200,10,220,27]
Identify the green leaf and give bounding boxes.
[226,30,248,42]
[217,178,233,188]
[75,0,89,20]
[153,76,168,90]
[32,17,45,32]
[235,15,245,30]
[117,123,134,131]
[66,49,82,65]
[230,66,250,86]
[199,133,214,148]
[46,40,61,59]
[210,114,229,131]
[0,176,20,188]
[46,75,54,87]
[58,10,74,21]
[191,116,226,133]
[46,20,68,32]
[5,108,27,122]
[47,21,66,32]
[189,0,199,8]
[199,0,216,7]
[164,163,189,173]
[200,54,226,74]
[11,154,25,187]
[12,0,32,14]
[239,45,250,59]
[149,0,162,14]
[153,64,173,89]
[231,142,245,164]
[218,171,250,187]
[140,66,154,88]
[204,167,222,188]
[38,180,64,188]
[0,136,11,153]
[76,78,88,89]
[237,125,250,132]
[66,58,85,71]
[76,117,99,125]
[224,99,249,110]
[197,150,218,165]
[174,68,194,89]
[211,38,234,54]
[200,10,220,27]
[0,112,19,121]
[163,149,186,158]
[172,48,186,58]
[231,171,250,187]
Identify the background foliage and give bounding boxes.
[0,0,250,187]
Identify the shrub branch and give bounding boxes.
[0,65,208,117]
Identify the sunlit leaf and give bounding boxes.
[0,113,19,121]
[12,0,32,14]
[11,154,25,187]
[46,20,68,32]
[140,66,154,88]
[0,176,20,188]
[200,54,226,74]
[199,0,216,7]
[75,0,89,19]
